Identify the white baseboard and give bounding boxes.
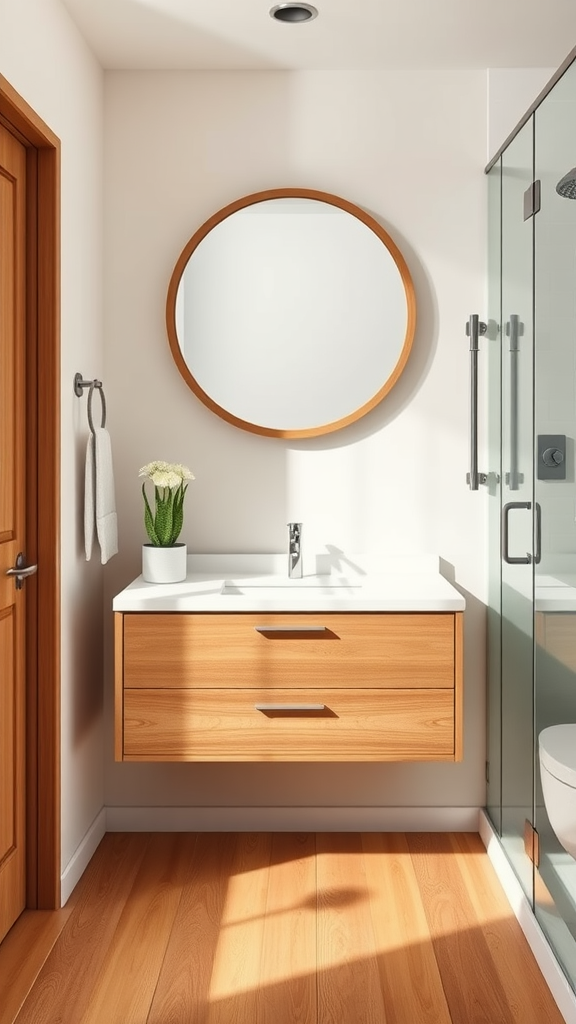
[479,809,576,1024]
[58,804,480,904]
[105,805,480,832]
[60,808,106,906]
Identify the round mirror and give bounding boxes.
[166,188,416,438]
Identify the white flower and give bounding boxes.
[139,461,195,489]
[172,463,195,481]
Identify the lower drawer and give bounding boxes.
[122,688,455,762]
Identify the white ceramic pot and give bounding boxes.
[142,543,187,583]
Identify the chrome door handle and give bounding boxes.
[6,552,38,590]
[465,314,488,490]
[507,314,522,491]
[502,502,531,564]
[535,501,542,565]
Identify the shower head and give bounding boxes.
[556,167,576,199]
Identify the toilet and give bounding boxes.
[539,724,576,859]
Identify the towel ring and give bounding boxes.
[87,381,107,434]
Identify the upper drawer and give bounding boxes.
[122,612,456,689]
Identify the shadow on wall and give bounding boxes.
[92,0,285,69]
[70,414,104,741]
[69,573,104,743]
[440,559,487,787]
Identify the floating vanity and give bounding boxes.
[535,570,576,672]
[113,554,465,763]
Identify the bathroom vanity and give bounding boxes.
[113,555,465,763]
[535,571,576,671]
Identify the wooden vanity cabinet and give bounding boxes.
[536,611,576,672]
[114,611,463,762]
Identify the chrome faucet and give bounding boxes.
[288,522,303,578]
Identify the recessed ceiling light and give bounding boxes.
[269,4,319,23]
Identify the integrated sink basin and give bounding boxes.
[221,574,362,597]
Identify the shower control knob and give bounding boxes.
[542,447,564,467]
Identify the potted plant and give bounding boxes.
[139,461,194,583]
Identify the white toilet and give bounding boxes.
[539,724,576,859]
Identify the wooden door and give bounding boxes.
[0,121,27,941]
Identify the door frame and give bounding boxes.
[0,74,60,910]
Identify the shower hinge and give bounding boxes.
[485,760,490,783]
[523,180,541,220]
[524,819,540,867]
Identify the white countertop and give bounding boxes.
[501,557,576,613]
[536,572,576,613]
[113,553,466,613]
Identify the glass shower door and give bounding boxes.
[534,58,576,988]
[486,157,502,831]
[500,118,535,898]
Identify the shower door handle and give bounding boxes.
[465,314,488,490]
[534,501,542,565]
[507,314,521,491]
[502,501,532,564]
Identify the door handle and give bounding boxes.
[535,502,542,565]
[6,552,38,590]
[507,314,521,491]
[465,314,488,490]
[502,502,531,564]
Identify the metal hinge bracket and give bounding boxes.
[524,819,540,867]
[523,180,541,220]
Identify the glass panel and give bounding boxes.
[534,57,576,990]
[486,158,502,831]
[500,117,535,899]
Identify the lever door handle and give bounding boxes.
[6,553,38,590]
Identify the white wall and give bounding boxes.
[487,68,554,162]
[103,69,488,821]
[0,0,105,880]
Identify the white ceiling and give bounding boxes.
[61,0,576,71]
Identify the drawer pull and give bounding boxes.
[254,625,327,634]
[255,703,326,712]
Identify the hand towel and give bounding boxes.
[84,428,118,564]
[84,433,95,560]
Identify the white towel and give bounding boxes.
[84,428,118,564]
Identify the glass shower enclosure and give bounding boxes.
[486,50,576,993]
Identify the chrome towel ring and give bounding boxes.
[74,372,107,434]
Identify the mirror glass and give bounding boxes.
[166,190,416,438]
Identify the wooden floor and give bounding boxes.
[0,832,567,1024]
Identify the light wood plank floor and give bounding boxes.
[0,832,567,1024]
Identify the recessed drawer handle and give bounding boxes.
[254,625,327,634]
[255,703,326,712]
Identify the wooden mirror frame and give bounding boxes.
[166,188,416,439]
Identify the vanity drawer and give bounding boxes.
[536,612,576,672]
[122,688,455,762]
[121,612,457,690]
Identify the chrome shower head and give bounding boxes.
[556,167,576,199]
